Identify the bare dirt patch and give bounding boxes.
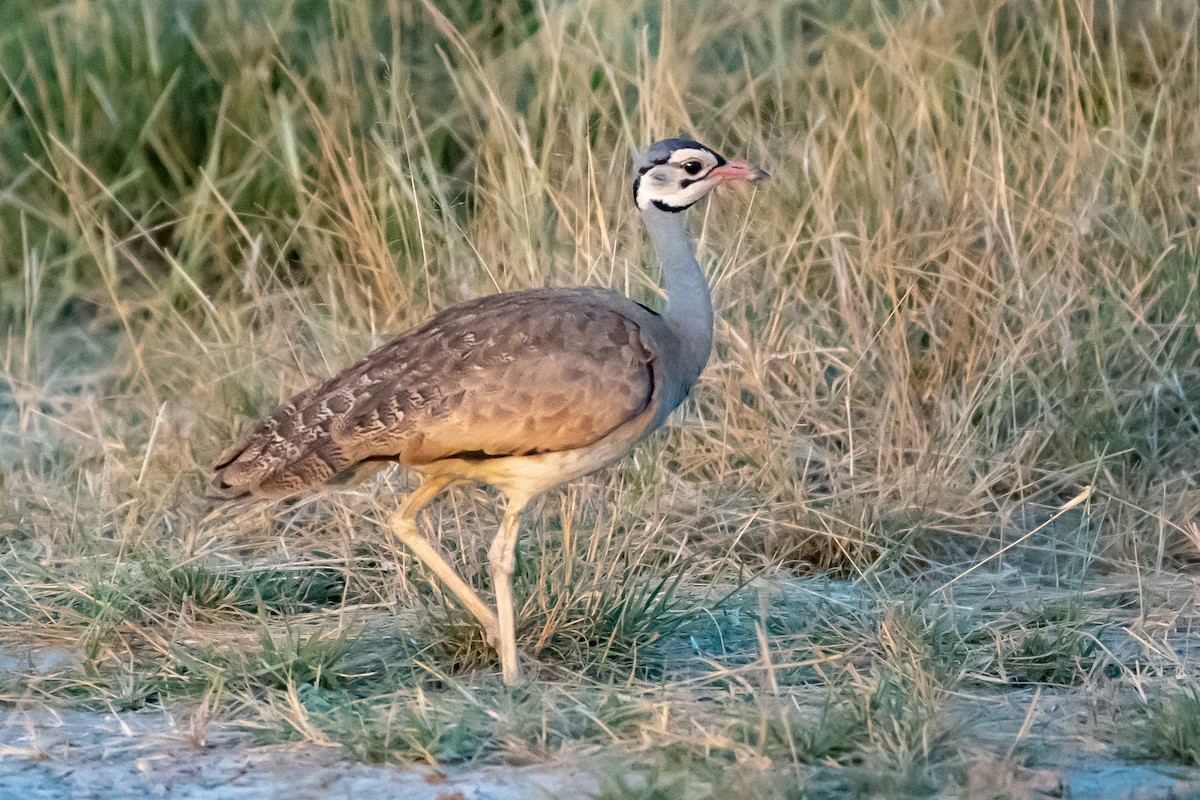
[0,707,603,800]
[3,571,1199,799]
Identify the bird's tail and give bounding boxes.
[207,442,259,500]
[208,404,399,501]
[208,418,343,501]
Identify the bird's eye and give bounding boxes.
[682,160,703,175]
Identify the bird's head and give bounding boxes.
[633,137,768,213]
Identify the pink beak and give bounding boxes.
[709,158,769,183]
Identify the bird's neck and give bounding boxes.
[642,205,714,389]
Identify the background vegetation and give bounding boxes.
[1,0,1199,796]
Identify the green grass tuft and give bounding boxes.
[1138,685,1200,767]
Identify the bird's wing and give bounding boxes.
[209,288,660,499]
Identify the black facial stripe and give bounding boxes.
[632,175,640,207]
[671,149,725,187]
[679,160,722,188]
[652,199,691,213]
[679,169,714,188]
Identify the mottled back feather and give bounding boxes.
[209,287,661,499]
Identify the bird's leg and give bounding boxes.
[388,476,499,644]
[487,498,528,685]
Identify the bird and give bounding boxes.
[209,137,767,684]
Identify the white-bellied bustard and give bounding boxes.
[209,138,767,684]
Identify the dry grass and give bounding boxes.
[2,0,1200,796]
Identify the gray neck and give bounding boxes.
[642,205,714,393]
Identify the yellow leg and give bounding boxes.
[488,498,528,685]
[388,476,499,643]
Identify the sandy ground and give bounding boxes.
[4,568,1200,798]
[950,687,1200,800]
[3,684,1200,799]
[3,704,1200,800]
[0,707,603,800]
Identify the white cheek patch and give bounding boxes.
[647,181,714,209]
[634,147,724,211]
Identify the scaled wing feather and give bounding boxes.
[209,288,658,499]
